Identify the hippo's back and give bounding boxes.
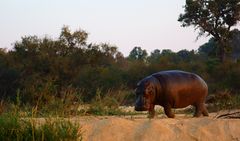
[152,70,206,87]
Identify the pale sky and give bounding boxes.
[0,0,210,56]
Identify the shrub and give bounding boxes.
[207,90,240,112]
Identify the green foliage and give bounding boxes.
[3,26,126,104]
[148,49,161,63]
[33,85,83,117]
[60,25,88,48]
[128,46,148,61]
[0,113,82,141]
[208,90,240,112]
[198,38,218,58]
[1,25,240,114]
[179,0,240,62]
[87,89,131,116]
[231,29,240,61]
[0,50,19,100]
[199,29,240,61]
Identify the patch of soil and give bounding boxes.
[78,113,240,141]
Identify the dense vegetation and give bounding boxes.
[0,26,240,110]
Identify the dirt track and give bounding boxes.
[77,114,240,141]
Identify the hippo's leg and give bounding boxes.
[193,103,202,117]
[148,105,155,118]
[202,104,209,116]
[164,104,175,118]
[148,110,155,118]
[194,103,208,117]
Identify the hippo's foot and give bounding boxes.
[203,111,209,116]
[194,103,209,117]
[148,110,155,118]
[202,105,209,116]
[193,112,201,117]
[194,107,202,117]
[164,106,175,118]
[166,113,175,118]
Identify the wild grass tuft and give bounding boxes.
[86,88,134,116]
[0,113,82,141]
[0,92,82,141]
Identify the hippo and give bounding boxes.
[134,70,209,118]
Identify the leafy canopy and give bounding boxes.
[179,0,240,39]
[178,0,240,62]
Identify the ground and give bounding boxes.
[74,108,240,141]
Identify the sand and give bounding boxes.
[78,114,240,141]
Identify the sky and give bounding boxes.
[0,0,210,56]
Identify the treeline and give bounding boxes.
[1,26,240,105]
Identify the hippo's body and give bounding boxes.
[135,70,209,118]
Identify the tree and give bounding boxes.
[161,49,174,56]
[198,29,240,61]
[128,47,148,61]
[0,49,19,100]
[178,0,240,62]
[148,49,161,63]
[198,38,218,57]
[231,29,240,61]
[177,49,195,61]
[59,25,88,48]
[150,49,161,59]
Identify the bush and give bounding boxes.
[207,90,240,112]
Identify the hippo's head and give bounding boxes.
[134,76,160,111]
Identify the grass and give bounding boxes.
[208,91,240,112]
[1,88,240,141]
[0,88,137,140]
[86,89,125,116]
[0,113,82,141]
[0,92,82,141]
[83,88,136,116]
[1,88,136,117]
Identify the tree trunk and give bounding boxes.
[219,45,225,63]
[218,40,226,63]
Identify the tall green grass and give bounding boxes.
[0,92,82,141]
[0,113,82,141]
[87,89,126,116]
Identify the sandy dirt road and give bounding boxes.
[76,114,240,141]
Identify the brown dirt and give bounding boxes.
[76,113,240,141]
